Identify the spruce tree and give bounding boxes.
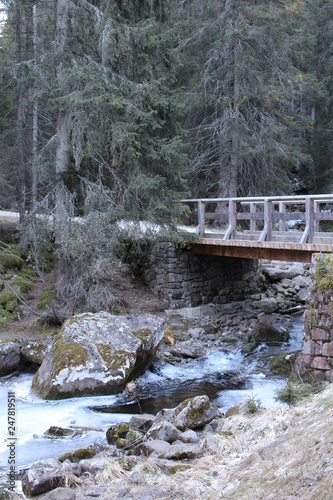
[181,0,316,197]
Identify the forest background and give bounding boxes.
[0,0,332,317]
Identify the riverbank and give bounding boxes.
[4,381,331,499]
[74,381,333,500]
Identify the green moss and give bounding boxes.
[0,289,17,311]
[116,423,129,438]
[11,276,34,294]
[106,350,135,373]
[241,341,258,354]
[0,252,24,270]
[269,353,294,375]
[307,308,319,330]
[21,267,38,278]
[314,254,333,293]
[116,438,128,449]
[133,328,152,345]
[219,337,238,344]
[58,446,96,463]
[53,340,88,375]
[97,344,114,365]
[38,286,56,309]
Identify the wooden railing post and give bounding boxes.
[307,196,314,243]
[224,199,237,240]
[250,203,257,231]
[259,198,272,241]
[279,202,286,232]
[300,196,314,244]
[314,200,320,232]
[197,200,206,237]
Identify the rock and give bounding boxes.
[269,352,296,375]
[117,429,143,449]
[136,439,172,457]
[77,458,109,476]
[225,405,240,418]
[250,321,285,343]
[129,413,155,432]
[203,435,219,454]
[188,327,205,339]
[241,341,258,354]
[163,443,204,460]
[22,459,65,497]
[263,262,304,281]
[145,421,181,444]
[82,486,106,497]
[295,288,308,303]
[180,429,199,443]
[44,426,75,438]
[39,487,76,500]
[0,341,21,376]
[32,312,164,399]
[170,342,205,359]
[106,423,129,445]
[292,275,311,288]
[58,446,97,463]
[153,458,192,475]
[252,297,278,313]
[154,395,220,431]
[21,340,51,366]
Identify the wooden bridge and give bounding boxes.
[180,194,333,262]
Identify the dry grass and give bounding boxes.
[75,383,333,499]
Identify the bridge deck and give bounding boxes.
[180,195,333,262]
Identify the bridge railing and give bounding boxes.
[180,194,333,244]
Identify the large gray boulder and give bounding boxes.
[0,341,20,376]
[32,312,164,399]
[263,262,305,281]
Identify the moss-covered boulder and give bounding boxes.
[58,446,96,463]
[269,351,299,375]
[32,312,164,399]
[250,321,287,343]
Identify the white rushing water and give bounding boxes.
[0,375,131,469]
[0,316,304,471]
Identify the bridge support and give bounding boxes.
[296,255,333,381]
[130,242,262,308]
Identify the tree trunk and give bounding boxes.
[54,0,71,289]
[15,0,25,216]
[55,0,70,181]
[24,2,34,211]
[218,0,239,200]
[32,4,38,208]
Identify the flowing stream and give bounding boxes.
[0,315,304,474]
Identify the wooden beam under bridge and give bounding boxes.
[191,239,333,263]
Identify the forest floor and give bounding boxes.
[1,261,166,342]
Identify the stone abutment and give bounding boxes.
[129,242,261,309]
[296,255,333,381]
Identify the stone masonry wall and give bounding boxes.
[132,242,261,309]
[297,255,333,381]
